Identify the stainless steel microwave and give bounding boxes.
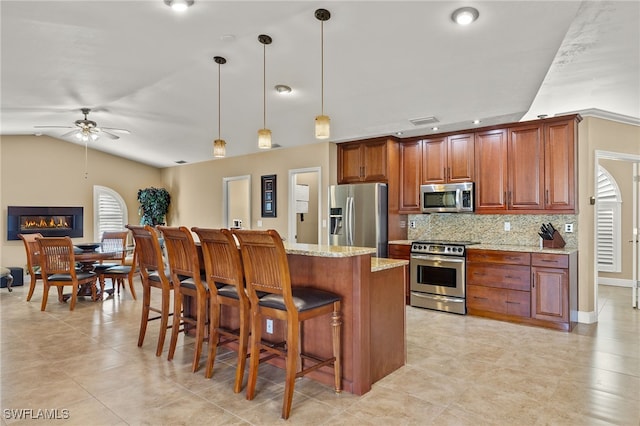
[421,182,474,213]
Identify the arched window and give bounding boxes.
[596,166,622,272]
[93,185,128,241]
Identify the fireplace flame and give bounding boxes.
[21,216,70,230]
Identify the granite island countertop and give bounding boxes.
[284,242,376,257]
[468,243,578,255]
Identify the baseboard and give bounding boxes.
[598,277,635,288]
[577,310,597,324]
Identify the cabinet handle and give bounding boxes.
[505,301,520,305]
[532,273,535,288]
[540,259,557,263]
[545,189,549,204]
[447,167,451,181]
[443,167,447,181]
[473,296,488,300]
[504,275,519,280]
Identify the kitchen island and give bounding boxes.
[213,242,408,396]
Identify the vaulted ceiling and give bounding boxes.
[1,1,638,168]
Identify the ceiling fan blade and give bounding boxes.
[100,131,120,140]
[100,127,130,134]
[34,125,74,129]
[61,129,80,138]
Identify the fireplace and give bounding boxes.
[7,206,84,240]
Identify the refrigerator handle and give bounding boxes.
[346,196,354,246]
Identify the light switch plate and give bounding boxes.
[565,223,574,233]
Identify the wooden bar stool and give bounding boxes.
[192,227,251,392]
[159,226,209,373]
[233,229,342,420]
[127,225,174,356]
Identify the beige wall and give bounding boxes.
[598,159,634,281]
[1,135,162,268]
[159,141,334,242]
[577,117,640,316]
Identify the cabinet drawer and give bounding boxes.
[531,253,568,268]
[506,290,530,317]
[467,250,530,266]
[467,285,506,314]
[467,263,531,291]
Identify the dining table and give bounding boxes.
[71,243,124,300]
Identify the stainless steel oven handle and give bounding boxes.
[410,292,465,303]
[411,254,465,264]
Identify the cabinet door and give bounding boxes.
[474,129,508,211]
[362,140,388,182]
[508,124,544,210]
[421,137,447,184]
[447,133,474,182]
[338,143,363,183]
[531,266,569,322]
[399,141,422,213]
[388,243,411,304]
[544,120,575,211]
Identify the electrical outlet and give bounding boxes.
[266,319,273,334]
[565,223,574,233]
[409,220,417,229]
[504,222,511,231]
[257,219,263,228]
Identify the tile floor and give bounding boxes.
[1,279,638,425]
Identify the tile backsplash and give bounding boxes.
[407,213,578,248]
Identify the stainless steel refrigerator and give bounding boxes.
[328,182,388,257]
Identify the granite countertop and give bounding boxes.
[371,257,408,272]
[283,242,377,258]
[388,240,413,245]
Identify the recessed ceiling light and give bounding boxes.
[395,131,403,136]
[451,7,479,25]
[164,0,194,12]
[220,34,236,42]
[432,126,439,131]
[537,114,548,119]
[274,84,292,94]
[472,119,481,125]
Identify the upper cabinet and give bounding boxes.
[475,115,579,214]
[338,138,391,183]
[399,140,422,213]
[422,133,474,184]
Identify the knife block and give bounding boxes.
[543,230,566,249]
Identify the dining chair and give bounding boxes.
[126,225,174,357]
[18,233,43,302]
[37,236,98,311]
[100,247,138,300]
[95,231,128,297]
[158,226,209,373]
[232,229,342,420]
[191,227,251,392]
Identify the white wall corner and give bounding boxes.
[578,310,597,324]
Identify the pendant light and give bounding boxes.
[315,8,331,140]
[258,34,272,149]
[213,56,227,158]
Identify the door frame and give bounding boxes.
[288,167,322,244]
[594,150,640,312]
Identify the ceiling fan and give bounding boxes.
[35,108,130,141]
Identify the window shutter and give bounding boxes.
[596,166,621,273]
[93,186,128,241]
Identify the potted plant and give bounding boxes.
[137,187,171,226]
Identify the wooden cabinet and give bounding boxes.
[467,249,578,331]
[338,138,389,183]
[422,133,474,184]
[531,253,573,325]
[467,250,531,318]
[475,115,579,214]
[388,243,411,304]
[399,141,422,213]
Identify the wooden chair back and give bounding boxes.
[232,229,292,307]
[100,231,128,264]
[37,236,77,277]
[191,227,245,300]
[18,233,43,275]
[157,226,203,286]
[126,225,168,283]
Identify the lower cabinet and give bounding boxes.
[466,249,578,331]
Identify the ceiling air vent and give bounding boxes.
[409,116,439,127]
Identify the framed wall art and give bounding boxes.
[261,174,277,217]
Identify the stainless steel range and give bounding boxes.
[409,240,478,315]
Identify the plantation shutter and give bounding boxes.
[93,186,128,241]
[596,166,621,273]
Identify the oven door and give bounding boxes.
[410,254,465,298]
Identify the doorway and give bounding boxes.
[288,167,321,244]
[594,150,640,314]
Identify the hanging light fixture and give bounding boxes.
[213,56,227,158]
[315,8,331,140]
[258,34,272,149]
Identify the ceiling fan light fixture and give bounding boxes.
[164,0,193,12]
[258,34,273,149]
[451,7,479,25]
[315,8,331,140]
